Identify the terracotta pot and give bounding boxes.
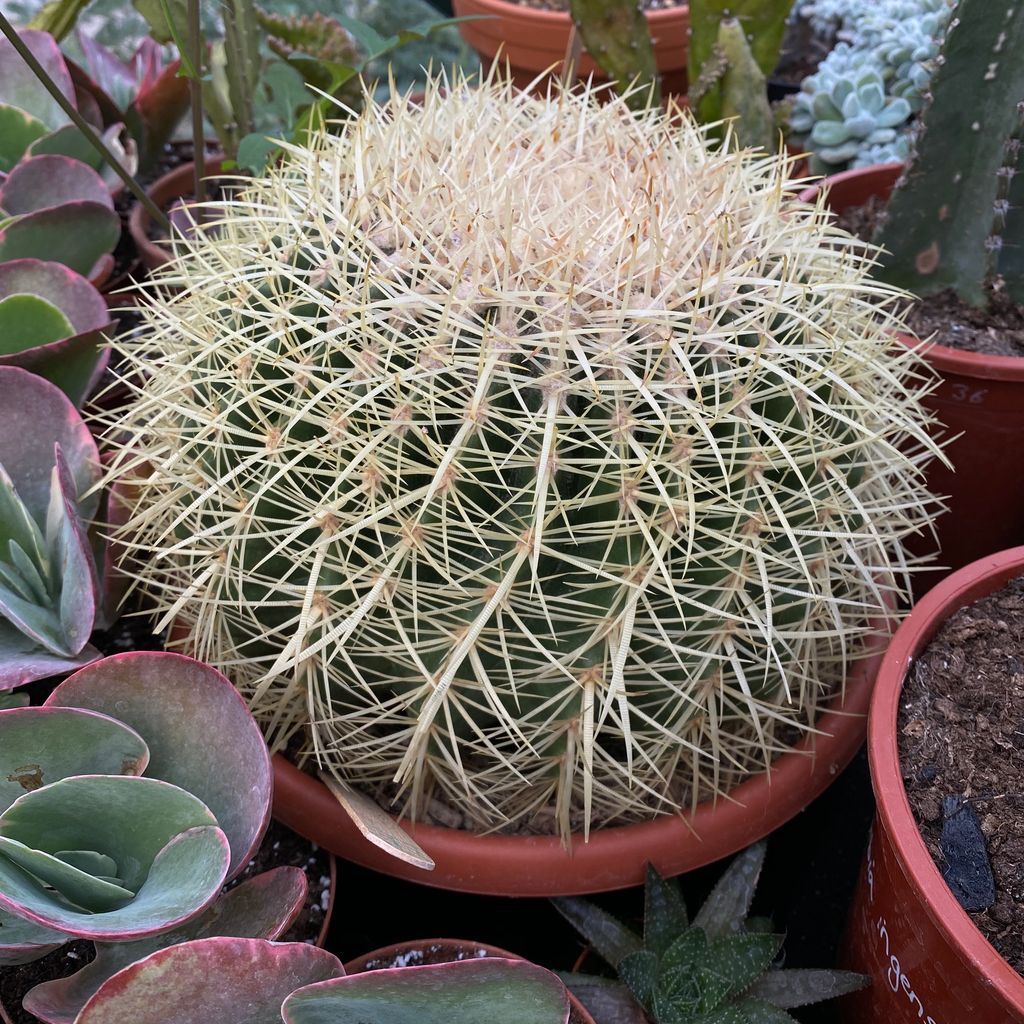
[799,164,1024,590]
[343,938,596,1024]
[127,155,226,271]
[270,622,887,896]
[451,0,689,98]
[841,546,1024,1023]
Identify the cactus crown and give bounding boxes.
[106,72,940,838]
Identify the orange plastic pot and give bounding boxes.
[127,155,225,271]
[451,0,689,98]
[270,623,887,896]
[343,937,595,1024]
[841,546,1024,1023]
[799,164,1024,589]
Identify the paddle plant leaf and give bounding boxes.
[0,775,230,939]
[283,958,571,1024]
[0,706,148,813]
[0,905,68,966]
[46,652,273,878]
[0,30,74,134]
[76,937,343,1024]
[23,867,309,1024]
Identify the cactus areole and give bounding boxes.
[107,73,941,840]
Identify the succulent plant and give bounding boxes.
[0,651,294,1023]
[0,28,135,186]
[788,0,953,172]
[67,939,570,1024]
[0,366,105,688]
[0,259,112,406]
[105,73,940,839]
[874,1,1024,306]
[72,33,190,174]
[555,843,867,1024]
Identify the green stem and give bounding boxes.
[186,0,206,207]
[0,11,170,233]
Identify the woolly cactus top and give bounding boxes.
[109,74,940,837]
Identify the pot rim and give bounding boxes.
[798,162,1024,383]
[453,0,688,25]
[868,545,1024,1005]
[342,937,596,1024]
[271,618,888,896]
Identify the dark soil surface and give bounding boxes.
[898,574,1024,976]
[0,823,331,1023]
[832,195,1024,358]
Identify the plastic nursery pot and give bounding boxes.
[343,938,597,1024]
[451,0,689,99]
[799,164,1024,590]
[270,623,887,897]
[840,546,1024,1023]
[127,154,226,272]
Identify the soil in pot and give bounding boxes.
[0,821,332,1024]
[898,572,1024,976]
[832,195,1024,358]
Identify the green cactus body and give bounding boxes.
[569,0,659,109]
[107,75,941,837]
[875,2,1024,304]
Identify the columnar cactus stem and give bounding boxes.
[874,2,1024,304]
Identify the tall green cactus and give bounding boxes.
[875,2,1024,305]
[569,0,659,109]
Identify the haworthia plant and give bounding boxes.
[555,844,867,1024]
[0,366,103,686]
[0,259,112,407]
[0,653,292,1024]
[875,2,1024,305]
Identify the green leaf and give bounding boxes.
[0,692,30,709]
[644,864,689,957]
[695,933,784,1014]
[618,949,660,1011]
[0,106,48,173]
[330,14,387,57]
[0,905,67,966]
[0,294,74,355]
[26,0,93,41]
[743,969,868,1009]
[557,974,647,1024]
[236,134,283,175]
[689,997,797,1024]
[551,896,642,968]
[693,843,766,940]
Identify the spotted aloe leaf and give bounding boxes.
[0,905,67,967]
[283,959,573,1024]
[0,775,230,940]
[0,706,148,814]
[0,261,112,406]
[24,867,308,1024]
[76,937,344,1024]
[46,652,273,878]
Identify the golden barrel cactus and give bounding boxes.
[108,73,941,837]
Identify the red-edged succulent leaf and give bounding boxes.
[0,201,120,279]
[0,268,111,407]
[24,866,308,1024]
[0,106,48,173]
[0,154,114,215]
[26,122,136,190]
[0,364,100,524]
[75,32,136,108]
[0,706,148,814]
[132,60,189,169]
[283,958,572,1024]
[0,31,74,133]
[0,775,230,940]
[77,937,344,1024]
[0,905,67,966]
[46,653,272,879]
[0,628,101,690]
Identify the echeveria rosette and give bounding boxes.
[0,154,120,285]
[0,260,113,407]
[0,367,104,687]
[0,29,135,185]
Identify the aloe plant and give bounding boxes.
[0,366,104,687]
[66,939,570,1024]
[0,651,300,1024]
[0,259,112,406]
[555,843,867,1024]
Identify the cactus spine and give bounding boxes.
[106,73,941,838]
[875,2,1024,304]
